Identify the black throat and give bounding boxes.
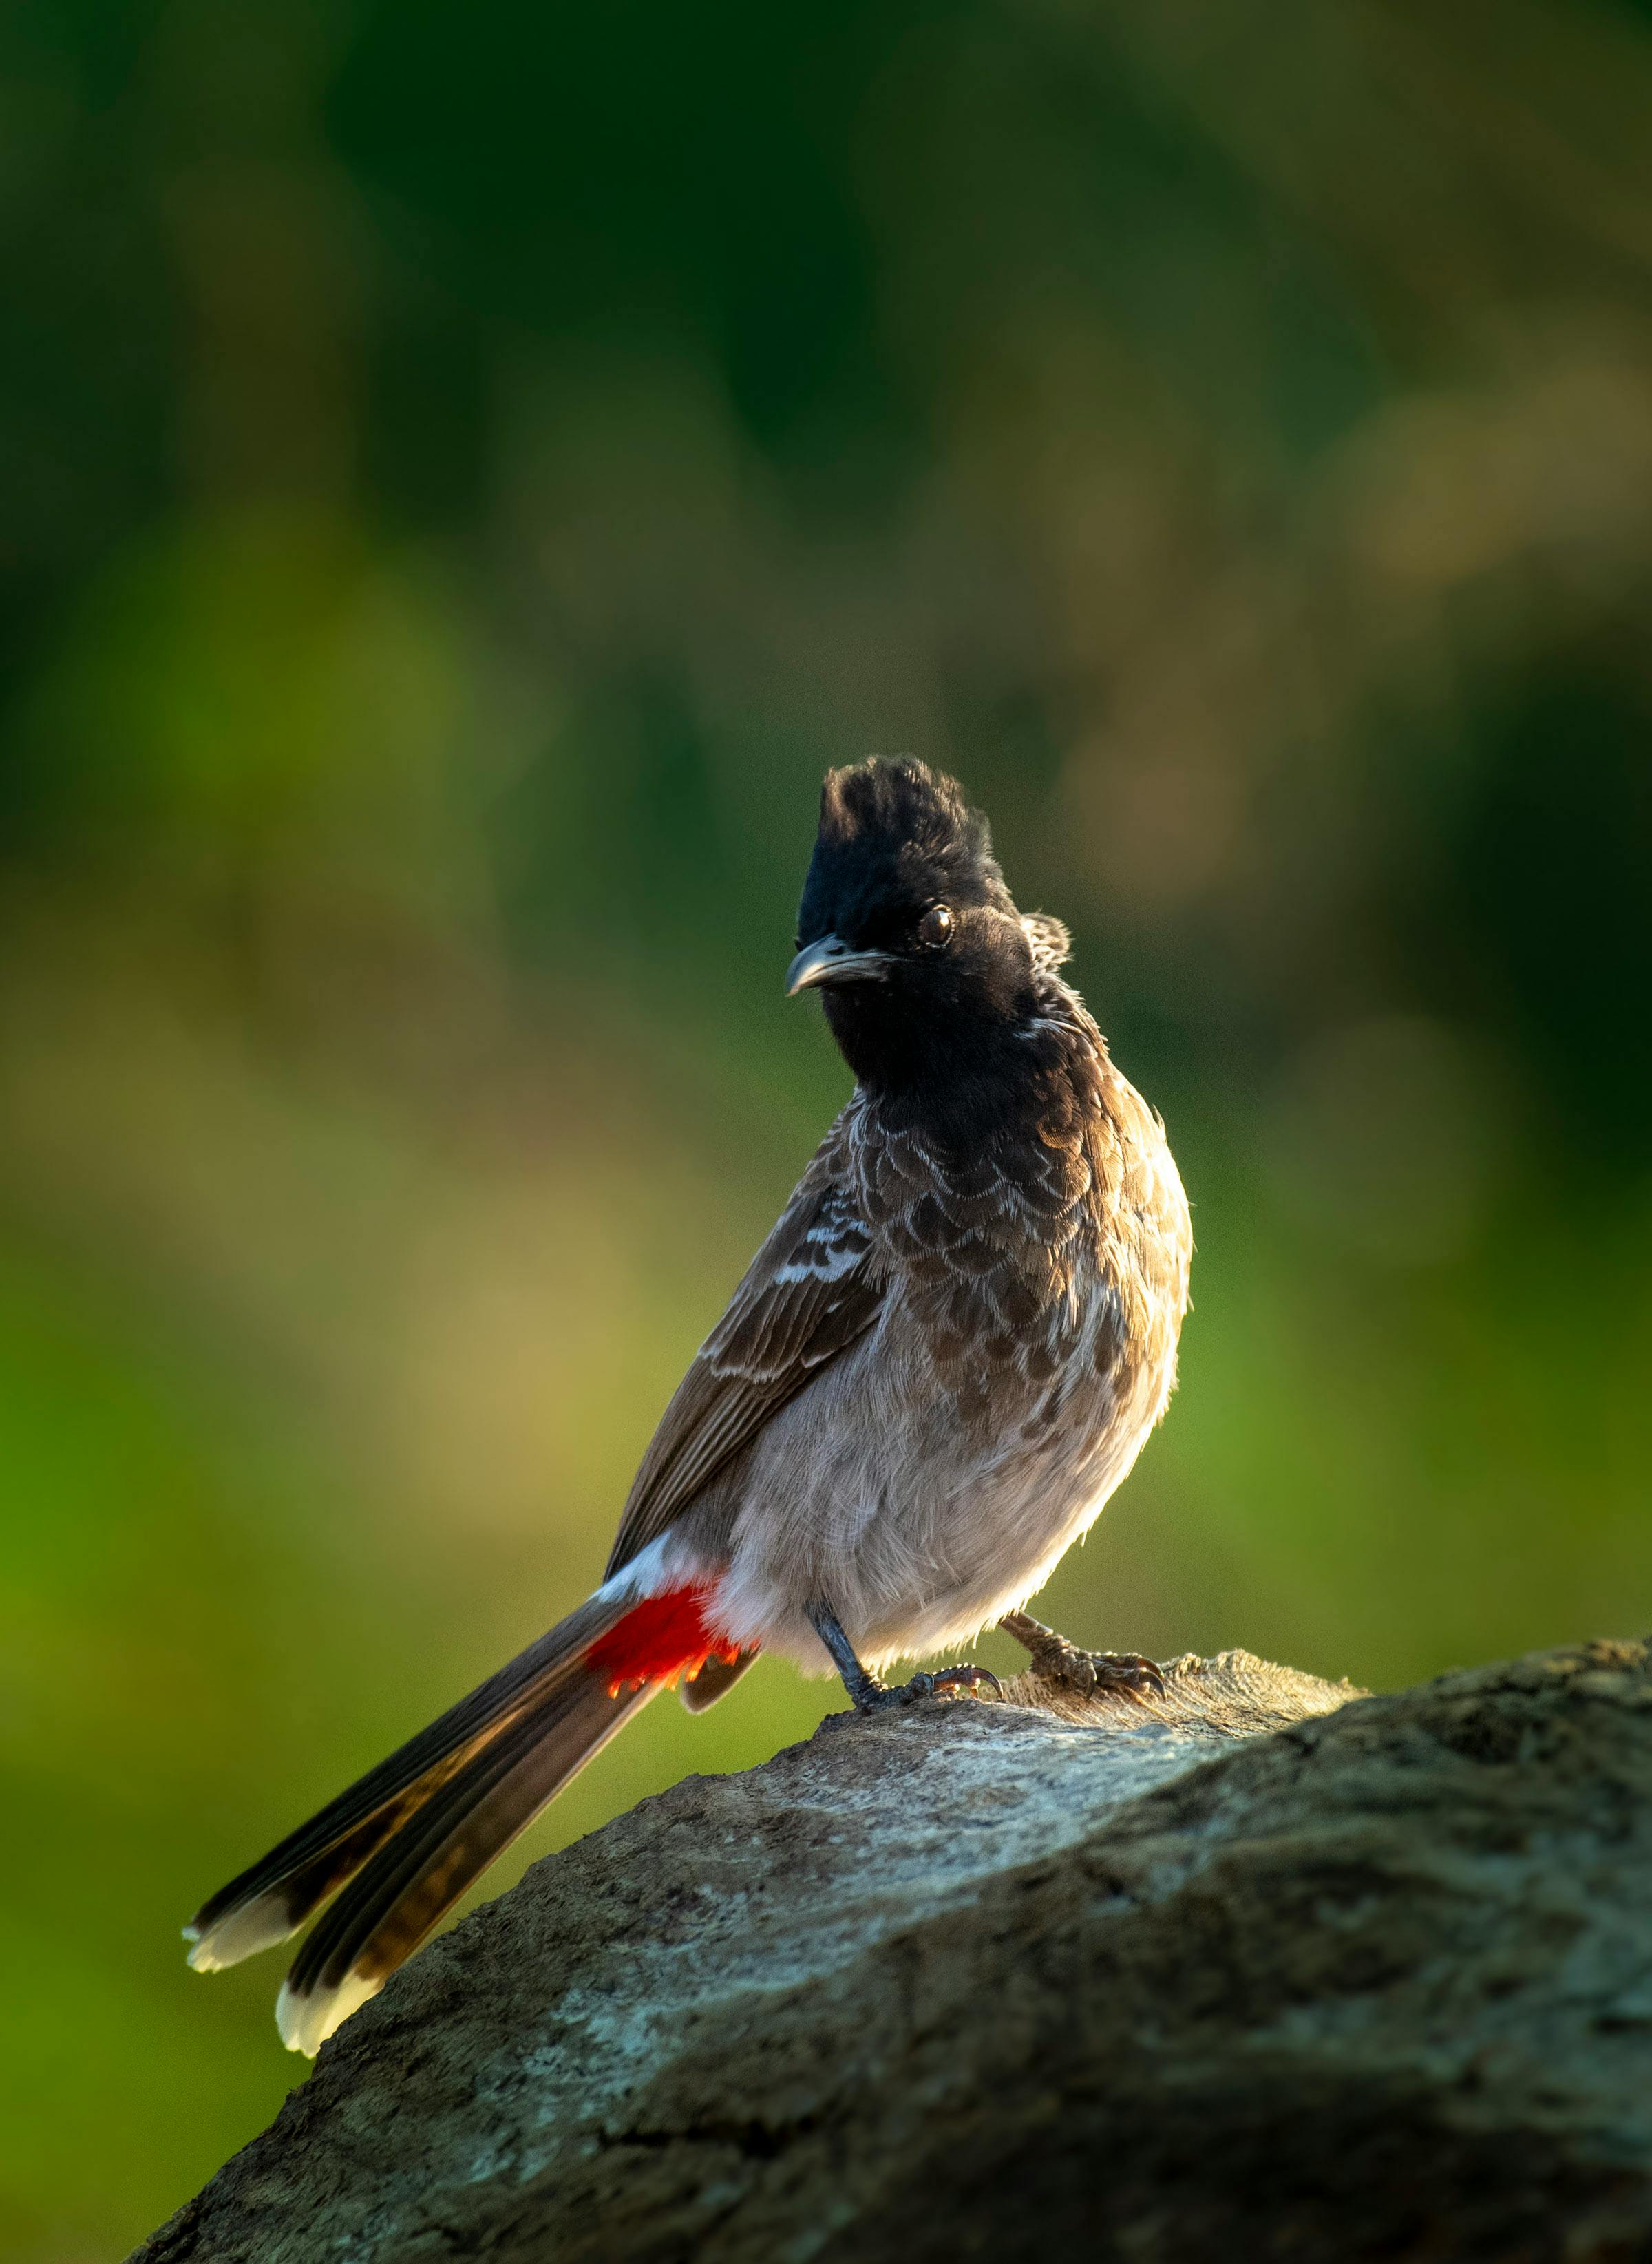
[825,980,1079,1151]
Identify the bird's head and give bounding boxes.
[787,759,1063,1108]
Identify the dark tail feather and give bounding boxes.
[184,1590,631,1978]
[275,1673,655,2053]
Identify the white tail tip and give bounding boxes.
[184,1894,301,1974]
[275,1969,382,2056]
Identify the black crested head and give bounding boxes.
[800,759,1015,942]
[788,758,1058,1133]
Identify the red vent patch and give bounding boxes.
[587,1585,743,1698]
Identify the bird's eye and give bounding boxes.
[918,904,953,947]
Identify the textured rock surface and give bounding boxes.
[136,1642,1652,2264]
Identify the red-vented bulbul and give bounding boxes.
[185,759,1193,2053]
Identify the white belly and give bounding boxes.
[710,1279,1177,1673]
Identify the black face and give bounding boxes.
[790,759,1044,1124]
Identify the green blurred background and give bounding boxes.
[3,0,1651,2252]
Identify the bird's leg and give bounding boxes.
[807,1602,1001,1711]
[999,1609,1166,1703]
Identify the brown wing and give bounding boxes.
[604,1114,882,1578]
[604,1111,883,1579]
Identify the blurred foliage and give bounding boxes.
[3,0,1651,2254]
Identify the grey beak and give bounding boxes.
[785,935,894,996]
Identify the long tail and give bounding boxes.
[185,1577,749,2055]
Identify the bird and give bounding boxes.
[184,757,1193,2055]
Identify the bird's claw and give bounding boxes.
[1028,1639,1166,1705]
[855,1662,1002,1711]
[913,1663,1003,1704]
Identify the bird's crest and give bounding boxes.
[801,759,1014,943]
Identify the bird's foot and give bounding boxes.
[807,1601,1002,1717]
[1023,1633,1166,1704]
[998,1609,1166,1703]
[854,1663,1003,1711]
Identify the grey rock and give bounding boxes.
[135,1642,1652,2263]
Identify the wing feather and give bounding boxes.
[604,1110,882,1578]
